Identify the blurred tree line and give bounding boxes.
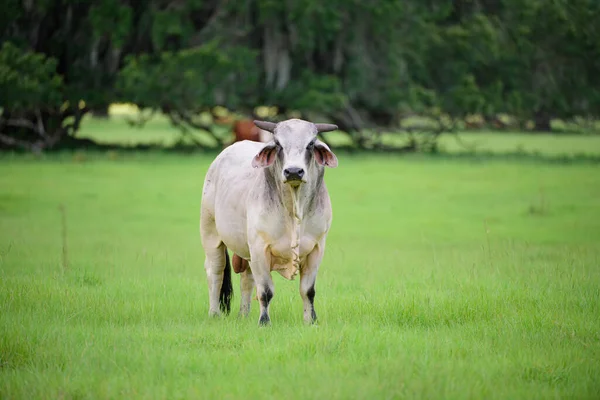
[1,0,599,151]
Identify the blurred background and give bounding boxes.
[1,0,599,153]
[2,3,600,398]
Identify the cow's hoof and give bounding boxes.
[258,314,271,326]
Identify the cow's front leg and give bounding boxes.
[249,244,274,326]
[239,268,255,317]
[300,244,324,324]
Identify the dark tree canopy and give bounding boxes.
[1,0,599,151]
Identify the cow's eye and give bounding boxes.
[306,141,315,150]
[273,140,281,147]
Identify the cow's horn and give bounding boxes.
[253,120,277,132]
[315,123,338,133]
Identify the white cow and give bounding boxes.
[200,118,338,325]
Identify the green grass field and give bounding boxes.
[1,117,600,399]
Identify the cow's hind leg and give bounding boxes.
[239,268,255,317]
[204,244,232,317]
[300,245,324,324]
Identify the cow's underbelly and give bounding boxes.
[215,200,250,258]
[268,235,317,280]
[219,232,318,279]
[220,232,251,259]
[216,217,250,259]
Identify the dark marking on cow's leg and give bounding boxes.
[259,287,273,326]
[306,285,317,323]
[306,285,315,303]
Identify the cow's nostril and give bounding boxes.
[284,167,304,180]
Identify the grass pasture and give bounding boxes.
[1,119,600,399]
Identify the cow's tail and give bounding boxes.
[219,247,233,315]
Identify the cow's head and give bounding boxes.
[251,119,338,187]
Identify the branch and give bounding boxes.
[63,107,87,138]
[434,115,477,152]
[167,110,221,147]
[2,117,37,131]
[126,108,156,128]
[1,109,50,140]
[35,109,47,139]
[166,111,197,145]
[342,99,364,131]
[0,132,42,152]
[189,0,231,46]
[448,130,477,152]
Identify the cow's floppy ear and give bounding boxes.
[252,142,278,168]
[313,140,338,168]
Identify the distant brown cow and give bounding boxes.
[234,120,261,142]
[233,119,272,143]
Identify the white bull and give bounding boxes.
[200,118,339,325]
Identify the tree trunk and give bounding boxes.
[533,111,551,132]
[91,105,110,119]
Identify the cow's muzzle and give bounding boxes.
[283,167,305,183]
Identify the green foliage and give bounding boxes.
[480,0,600,119]
[268,72,345,112]
[2,0,600,150]
[151,9,194,50]
[89,0,133,48]
[0,0,21,37]
[0,42,63,110]
[118,43,259,111]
